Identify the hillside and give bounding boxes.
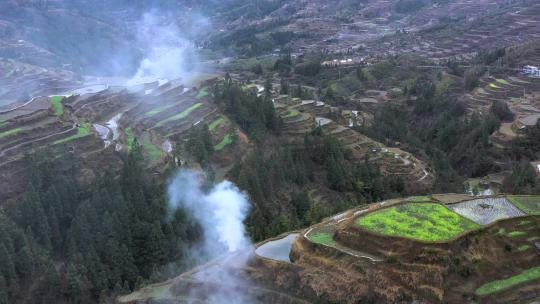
[119,194,540,303]
[1,1,540,303]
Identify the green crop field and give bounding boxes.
[356,203,480,241]
[309,231,337,246]
[50,96,64,116]
[284,109,300,118]
[142,133,163,164]
[475,267,540,296]
[507,231,526,238]
[125,127,135,151]
[517,245,530,252]
[0,127,23,139]
[214,133,233,151]
[196,86,209,99]
[145,104,176,117]
[54,122,91,144]
[155,103,203,127]
[508,196,540,215]
[208,117,225,131]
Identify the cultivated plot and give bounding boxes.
[507,196,540,215]
[448,198,525,225]
[355,203,479,242]
[475,267,540,296]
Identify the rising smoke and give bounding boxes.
[167,169,258,303]
[128,10,209,85]
[168,169,252,255]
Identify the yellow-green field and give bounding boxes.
[356,203,480,241]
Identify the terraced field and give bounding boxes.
[50,96,65,116]
[154,103,203,128]
[508,196,540,215]
[214,133,233,151]
[277,97,434,188]
[448,197,526,225]
[54,122,91,144]
[475,267,540,296]
[355,203,479,241]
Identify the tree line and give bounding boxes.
[0,140,198,303]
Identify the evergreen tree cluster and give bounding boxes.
[232,131,406,242]
[361,77,503,191]
[213,74,281,141]
[186,124,214,165]
[0,142,196,303]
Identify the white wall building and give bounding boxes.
[523,65,540,77]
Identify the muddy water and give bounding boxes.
[255,233,299,262]
[162,140,172,153]
[93,124,111,148]
[316,117,331,126]
[107,113,123,141]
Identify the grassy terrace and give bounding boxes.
[0,127,23,139]
[477,88,488,94]
[508,196,540,215]
[356,203,480,241]
[54,122,91,144]
[142,133,163,164]
[145,104,176,117]
[208,117,225,131]
[309,231,337,246]
[214,133,233,151]
[50,96,64,116]
[284,109,300,118]
[154,103,203,128]
[196,86,208,99]
[125,127,135,151]
[475,267,540,296]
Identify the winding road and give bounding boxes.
[0,96,44,114]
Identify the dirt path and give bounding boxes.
[419,169,430,181]
[0,96,44,114]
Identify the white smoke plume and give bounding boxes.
[168,169,252,255]
[128,11,208,85]
[167,169,258,304]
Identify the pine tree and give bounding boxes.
[0,244,16,285]
[48,206,62,251]
[0,275,8,304]
[15,245,33,278]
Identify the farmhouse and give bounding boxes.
[531,161,540,175]
[523,65,540,77]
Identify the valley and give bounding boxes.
[0,0,539,303]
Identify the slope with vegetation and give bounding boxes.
[123,194,540,303]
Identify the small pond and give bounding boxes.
[255,233,299,262]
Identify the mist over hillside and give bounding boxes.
[0,0,539,303]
